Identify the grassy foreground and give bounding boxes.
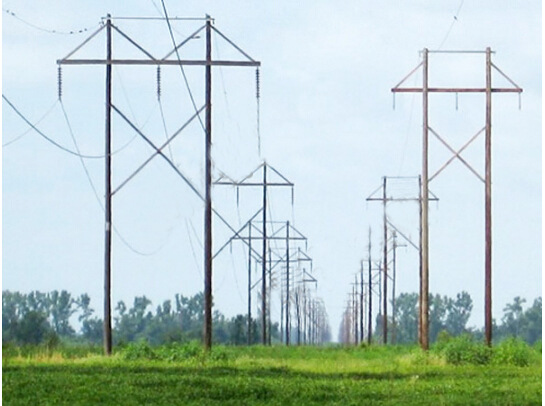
[2,344,542,405]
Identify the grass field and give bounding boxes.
[2,343,542,405]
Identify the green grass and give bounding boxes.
[3,344,541,405]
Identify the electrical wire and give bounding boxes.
[3,8,100,35]
[3,94,143,158]
[59,99,169,257]
[185,218,203,278]
[158,99,175,161]
[437,0,465,50]
[2,98,59,147]
[3,95,104,159]
[159,0,206,135]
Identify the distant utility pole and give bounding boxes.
[392,48,522,348]
[266,227,310,345]
[215,162,293,345]
[367,228,373,345]
[359,261,364,344]
[58,15,260,353]
[390,231,406,344]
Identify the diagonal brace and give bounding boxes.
[112,105,205,195]
[429,126,485,183]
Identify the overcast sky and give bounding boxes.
[2,1,541,340]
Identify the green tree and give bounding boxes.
[48,290,76,337]
[15,311,54,345]
[393,292,418,344]
[445,291,473,336]
[502,296,527,338]
[520,297,541,344]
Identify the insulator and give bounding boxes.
[157,66,161,100]
[57,66,63,100]
[255,68,260,99]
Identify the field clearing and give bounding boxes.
[2,345,542,405]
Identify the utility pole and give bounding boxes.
[247,222,253,345]
[203,16,213,351]
[58,15,260,353]
[103,15,113,356]
[382,177,388,344]
[285,220,290,345]
[390,230,406,344]
[367,229,373,345]
[360,261,364,344]
[392,48,522,348]
[261,165,267,344]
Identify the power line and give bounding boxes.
[3,95,104,159]
[159,0,206,135]
[3,8,100,35]
[437,0,465,50]
[60,99,170,257]
[3,94,143,158]
[2,99,59,147]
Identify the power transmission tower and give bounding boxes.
[392,48,522,348]
[367,176,437,345]
[58,15,260,353]
[214,162,294,344]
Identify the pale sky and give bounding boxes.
[2,1,542,339]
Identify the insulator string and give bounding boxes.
[256,67,261,157]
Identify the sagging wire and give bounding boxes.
[3,8,100,35]
[3,94,104,159]
[159,0,206,135]
[185,218,203,278]
[437,0,465,50]
[2,98,59,147]
[59,99,171,257]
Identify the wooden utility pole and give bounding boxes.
[203,17,213,351]
[392,48,522,348]
[420,48,430,350]
[247,222,253,345]
[103,15,113,356]
[382,177,388,344]
[262,165,267,344]
[484,48,492,346]
[285,220,290,345]
[359,261,364,344]
[367,229,373,345]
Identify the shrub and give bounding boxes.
[121,341,157,361]
[433,330,453,352]
[493,338,532,367]
[440,335,492,365]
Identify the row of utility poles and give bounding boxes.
[343,48,522,349]
[215,162,329,346]
[57,14,330,354]
[56,13,522,353]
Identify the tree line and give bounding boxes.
[2,290,284,346]
[339,291,541,345]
